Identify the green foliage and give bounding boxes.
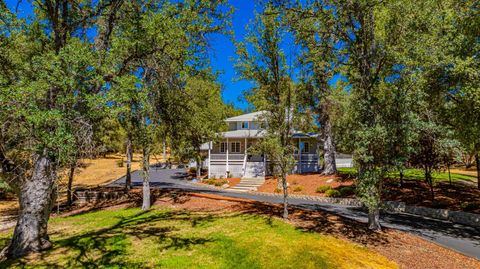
[202,178,228,187]
[324,189,341,198]
[338,186,355,197]
[292,185,304,192]
[315,186,332,193]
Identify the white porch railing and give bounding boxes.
[294,154,319,161]
[210,153,244,161]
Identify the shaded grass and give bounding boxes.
[337,167,476,183]
[0,206,396,269]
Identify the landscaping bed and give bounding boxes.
[257,174,354,197]
[199,177,241,188]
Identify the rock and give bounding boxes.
[221,184,229,189]
[326,178,334,183]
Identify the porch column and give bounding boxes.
[226,137,229,177]
[298,138,301,174]
[208,141,211,179]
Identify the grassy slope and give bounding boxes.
[338,167,476,183]
[0,207,396,269]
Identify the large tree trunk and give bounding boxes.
[1,152,56,259]
[125,135,133,190]
[281,173,288,219]
[368,208,381,231]
[321,117,336,175]
[141,146,151,211]
[476,153,480,189]
[67,165,75,206]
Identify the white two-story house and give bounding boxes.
[201,111,320,179]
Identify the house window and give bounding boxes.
[301,142,310,153]
[241,121,249,129]
[220,142,227,153]
[231,142,241,153]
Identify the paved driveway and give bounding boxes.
[109,168,480,260]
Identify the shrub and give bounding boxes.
[202,178,228,187]
[116,159,124,167]
[274,188,282,193]
[460,202,480,212]
[339,186,355,197]
[316,185,332,193]
[325,189,341,198]
[189,167,197,174]
[293,185,304,192]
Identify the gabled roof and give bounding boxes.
[225,111,266,122]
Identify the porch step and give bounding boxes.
[228,177,265,192]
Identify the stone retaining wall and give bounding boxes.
[74,190,127,205]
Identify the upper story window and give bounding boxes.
[241,121,249,129]
[231,142,241,153]
[220,142,227,153]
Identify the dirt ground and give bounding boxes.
[382,178,480,213]
[0,153,167,218]
[257,174,354,196]
[122,190,480,269]
[450,167,479,178]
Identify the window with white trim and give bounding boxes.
[301,142,310,153]
[231,142,241,153]
[241,121,249,129]
[220,142,227,153]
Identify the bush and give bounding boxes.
[274,188,282,193]
[189,167,197,174]
[292,185,304,192]
[116,158,124,167]
[339,186,355,197]
[316,185,332,193]
[202,178,228,187]
[325,189,341,198]
[460,202,480,212]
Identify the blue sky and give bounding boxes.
[4,1,268,110]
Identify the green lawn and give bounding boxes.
[337,167,476,183]
[0,206,396,269]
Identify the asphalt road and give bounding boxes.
[110,168,480,260]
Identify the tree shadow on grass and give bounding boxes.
[229,201,392,247]
[0,209,218,268]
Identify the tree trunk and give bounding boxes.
[368,209,381,231]
[67,165,75,206]
[125,135,133,190]
[321,118,337,175]
[476,153,480,189]
[1,152,56,259]
[141,146,151,211]
[281,173,288,219]
[196,156,202,178]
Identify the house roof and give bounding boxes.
[225,111,266,122]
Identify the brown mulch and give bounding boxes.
[382,179,480,214]
[257,174,353,196]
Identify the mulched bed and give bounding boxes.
[382,178,480,214]
[257,174,354,196]
[256,173,480,214]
